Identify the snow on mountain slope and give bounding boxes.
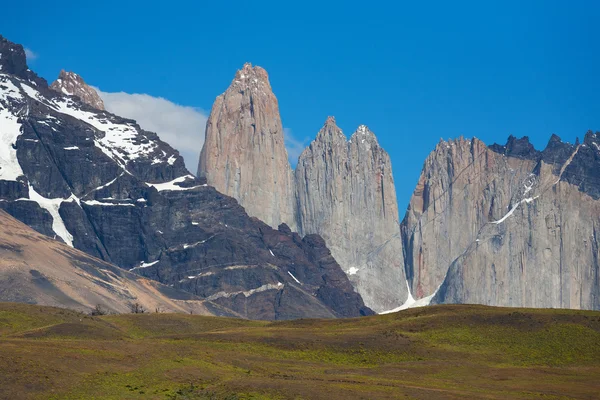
[0,35,372,320]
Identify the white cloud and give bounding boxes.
[24,48,38,61]
[284,127,310,167]
[96,88,307,171]
[96,89,207,172]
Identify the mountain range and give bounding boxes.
[197,65,600,313]
[0,35,370,320]
[0,34,598,318]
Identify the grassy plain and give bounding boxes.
[1,302,599,399]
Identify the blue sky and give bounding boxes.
[3,1,599,210]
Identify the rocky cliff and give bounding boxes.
[197,63,297,230]
[0,210,237,316]
[0,35,372,320]
[50,70,105,110]
[402,134,600,310]
[295,118,407,312]
[198,65,408,312]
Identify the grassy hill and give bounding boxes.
[1,303,599,399]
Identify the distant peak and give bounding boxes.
[0,35,47,87]
[0,35,27,75]
[357,125,370,134]
[488,134,540,160]
[58,69,79,80]
[235,62,269,81]
[50,70,105,110]
[315,116,344,143]
[230,63,272,92]
[349,124,379,146]
[353,125,375,138]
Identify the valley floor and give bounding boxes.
[0,303,599,399]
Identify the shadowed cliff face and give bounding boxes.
[402,134,600,310]
[0,210,238,316]
[0,37,372,320]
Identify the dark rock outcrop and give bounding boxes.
[0,209,238,316]
[0,36,371,320]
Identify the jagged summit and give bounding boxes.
[0,35,46,87]
[489,135,540,160]
[50,70,105,110]
[314,116,345,143]
[349,124,379,146]
[230,62,272,92]
[198,62,297,230]
[296,118,406,312]
[0,35,27,77]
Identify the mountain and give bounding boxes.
[198,63,600,312]
[0,209,237,315]
[401,134,600,310]
[50,70,105,110]
[0,35,371,320]
[197,63,297,230]
[295,118,407,311]
[198,65,407,313]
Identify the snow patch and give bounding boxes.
[380,279,439,314]
[0,105,24,181]
[146,175,202,192]
[206,282,283,301]
[83,200,135,207]
[554,145,581,185]
[491,196,538,225]
[53,98,157,169]
[20,185,75,247]
[269,249,275,257]
[287,271,301,284]
[347,267,359,275]
[129,260,159,271]
[182,235,216,249]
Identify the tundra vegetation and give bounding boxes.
[0,302,599,399]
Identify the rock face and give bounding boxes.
[402,135,600,310]
[197,63,297,230]
[50,70,105,110]
[0,209,237,316]
[199,66,408,312]
[0,36,372,320]
[295,118,407,312]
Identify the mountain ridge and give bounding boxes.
[0,35,372,320]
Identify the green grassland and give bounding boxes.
[1,302,599,399]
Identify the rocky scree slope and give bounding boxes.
[0,209,237,316]
[401,134,600,310]
[199,65,407,313]
[0,35,371,320]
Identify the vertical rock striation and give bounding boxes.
[402,134,600,310]
[198,65,409,312]
[50,70,105,110]
[197,63,296,230]
[295,119,407,312]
